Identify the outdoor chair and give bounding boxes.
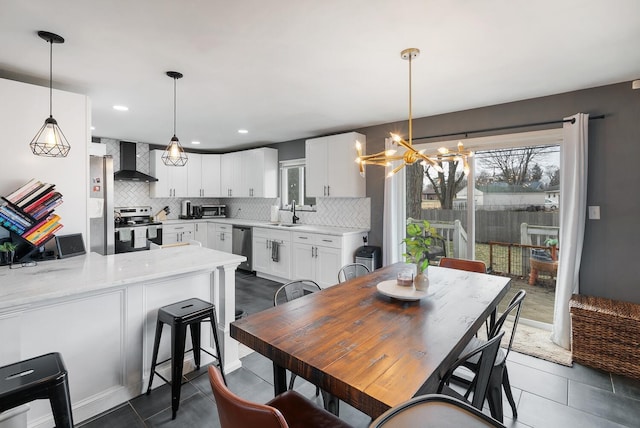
[369,394,506,428]
[208,366,352,428]
[458,290,527,422]
[337,263,370,283]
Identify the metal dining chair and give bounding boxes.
[337,263,370,283]
[208,366,352,428]
[369,394,506,428]
[273,280,322,393]
[459,290,526,422]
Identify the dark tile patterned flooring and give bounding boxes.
[78,272,640,428]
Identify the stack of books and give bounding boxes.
[0,178,64,245]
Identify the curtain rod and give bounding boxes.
[413,114,605,142]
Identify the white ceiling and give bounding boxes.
[2,0,639,151]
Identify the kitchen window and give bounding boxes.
[279,159,315,210]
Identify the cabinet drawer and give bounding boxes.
[163,223,195,233]
[214,223,232,232]
[292,232,341,249]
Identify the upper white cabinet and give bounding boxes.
[150,150,189,198]
[188,153,221,198]
[221,148,278,198]
[306,132,366,198]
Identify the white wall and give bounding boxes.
[0,78,89,243]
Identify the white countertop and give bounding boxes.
[162,218,369,236]
[0,247,245,310]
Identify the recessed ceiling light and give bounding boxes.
[90,126,95,131]
[238,129,249,134]
[113,105,128,111]
[191,141,201,145]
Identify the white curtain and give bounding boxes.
[383,138,406,266]
[551,113,589,349]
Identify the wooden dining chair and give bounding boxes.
[337,263,370,283]
[438,257,487,273]
[459,290,526,422]
[208,366,352,428]
[369,394,506,428]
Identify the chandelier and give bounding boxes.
[355,48,473,177]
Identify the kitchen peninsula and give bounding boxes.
[0,246,245,428]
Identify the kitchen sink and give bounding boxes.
[274,223,301,227]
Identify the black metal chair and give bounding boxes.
[0,352,74,428]
[439,331,505,412]
[369,394,506,428]
[459,290,527,422]
[337,263,370,283]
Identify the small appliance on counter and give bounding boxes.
[180,200,192,218]
[201,204,226,218]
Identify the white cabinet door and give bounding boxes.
[201,155,221,197]
[252,229,271,274]
[150,150,189,198]
[291,241,314,280]
[315,245,342,288]
[209,223,232,253]
[187,153,203,197]
[193,222,207,246]
[207,223,217,249]
[305,132,366,198]
[305,138,328,198]
[245,148,278,197]
[163,223,194,243]
[220,152,243,197]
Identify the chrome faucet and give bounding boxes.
[291,200,300,224]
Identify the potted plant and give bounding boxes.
[0,242,17,266]
[402,219,440,290]
[545,238,559,261]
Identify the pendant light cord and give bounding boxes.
[173,76,177,136]
[49,39,53,118]
[408,53,413,146]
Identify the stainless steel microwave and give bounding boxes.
[201,204,226,218]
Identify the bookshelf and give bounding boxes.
[0,178,63,263]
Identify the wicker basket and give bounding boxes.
[570,294,640,379]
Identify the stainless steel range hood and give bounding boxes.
[114,141,158,182]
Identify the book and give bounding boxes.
[0,213,26,234]
[5,178,39,203]
[31,198,63,221]
[24,214,60,242]
[25,220,60,244]
[24,190,59,213]
[22,214,52,237]
[0,205,33,228]
[33,223,64,247]
[17,183,55,208]
[13,182,46,206]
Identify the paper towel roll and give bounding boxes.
[270,205,279,223]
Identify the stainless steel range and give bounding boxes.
[114,206,162,253]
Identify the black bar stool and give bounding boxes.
[0,352,74,428]
[146,297,225,419]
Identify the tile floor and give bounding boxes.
[77,272,640,428]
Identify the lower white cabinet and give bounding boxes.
[209,223,232,253]
[253,228,291,280]
[291,231,366,288]
[193,222,207,246]
[162,223,194,244]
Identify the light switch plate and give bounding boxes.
[588,206,600,220]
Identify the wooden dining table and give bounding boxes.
[230,262,511,419]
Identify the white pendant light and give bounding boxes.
[161,71,188,166]
[30,31,71,158]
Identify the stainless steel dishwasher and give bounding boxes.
[232,226,252,271]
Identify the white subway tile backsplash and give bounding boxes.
[101,138,370,228]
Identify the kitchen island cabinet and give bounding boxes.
[0,247,244,428]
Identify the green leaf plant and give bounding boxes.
[402,219,441,273]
